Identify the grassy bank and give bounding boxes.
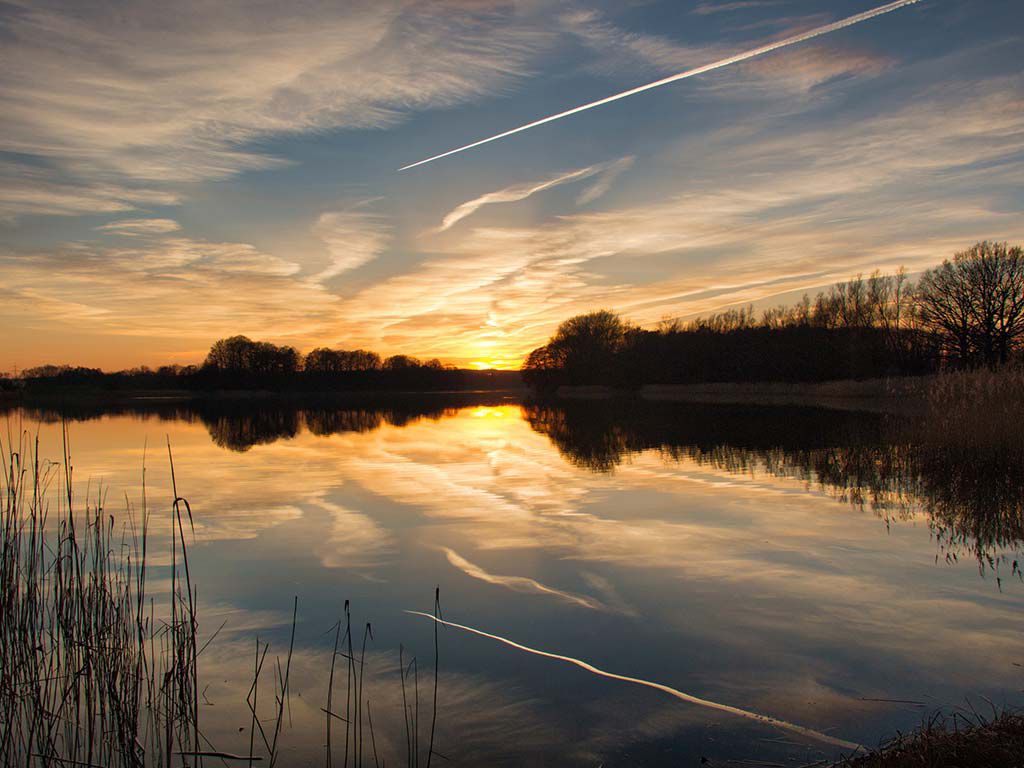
[553,367,1024,417]
[917,366,1024,453]
[639,376,931,413]
[840,712,1024,767]
[551,376,934,412]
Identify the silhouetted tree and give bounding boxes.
[548,310,628,385]
[917,242,1024,367]
[341,349,382,371]
[304,347,345,373]
[521,344,567,392]
[522,261,955,390]
[201,335,300,388]
[305,347,383,375]
[382,355,421,371]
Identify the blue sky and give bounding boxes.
[0,0,1021,369]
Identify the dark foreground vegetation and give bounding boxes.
[4,337,521,396]
[524,241,1024,389]
[1,431,443,767]
[840,712,1024,767]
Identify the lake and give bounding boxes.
[5,395,1023,766]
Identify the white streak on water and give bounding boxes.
[405,610,863,751]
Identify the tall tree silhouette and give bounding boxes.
[918,242,1024,367]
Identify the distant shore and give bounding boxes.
[2,377,934,413]
[0,386,528,408]
[552,376,933,413]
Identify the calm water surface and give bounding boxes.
[7,396,1024,766]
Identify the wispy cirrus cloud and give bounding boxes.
[313,204,391,280]
[692,1,786,16]
[561,8,722,77]
[563,5,895,97]
[0,236,324,344]
[435,156,634,232]
[0,0,550,214]
[577,156,635,206]
[96,218,181,236]
[0,160,179,220]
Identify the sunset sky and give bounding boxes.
[1,0,1021,371]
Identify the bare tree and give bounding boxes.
[917,241,1024,367]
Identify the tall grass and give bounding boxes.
[838,710,1024,767]
[1,424,198,767]
[1,425,443,767]
[919,365,1024,454]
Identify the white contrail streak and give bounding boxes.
[398,0,921,171]
[405,611,863,751]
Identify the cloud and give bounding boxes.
[577,156,635,206]
[721,43,895,96]
[0,0,550,214]
[6,77,1020,369]
[333,78,1024,366]
[96,218,181,236]
[0,236,326,345]
[692,1,786,16]
[313,205,390,280]
[0,160,179,220]
[562,6,895,96]
[561,9,721,77]
[435,156,633,232]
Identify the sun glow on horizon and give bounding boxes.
[470,359,519,371]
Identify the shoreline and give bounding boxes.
[1,386,527,403]
[554,376,934,413]
[1,376,937,413]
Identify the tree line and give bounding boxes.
[10,337,521,393]
[523,241,1024,390]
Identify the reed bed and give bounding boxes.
[838,711,1024,767]
[919,365,1024,454]
[1,425,442,768]
[1,424,203,767]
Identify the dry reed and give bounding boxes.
[1,424,442,767]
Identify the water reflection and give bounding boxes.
[7,393,513,451]
[9,395,1022,572]
[4,395,1024,765]
[523,400,1024,576]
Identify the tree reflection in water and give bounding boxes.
[522,400,1024,581]
[8,394,1020,582]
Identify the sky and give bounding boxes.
[0,0,1021,371]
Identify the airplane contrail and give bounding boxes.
[398,0,921,171]
[405,610,863,751]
